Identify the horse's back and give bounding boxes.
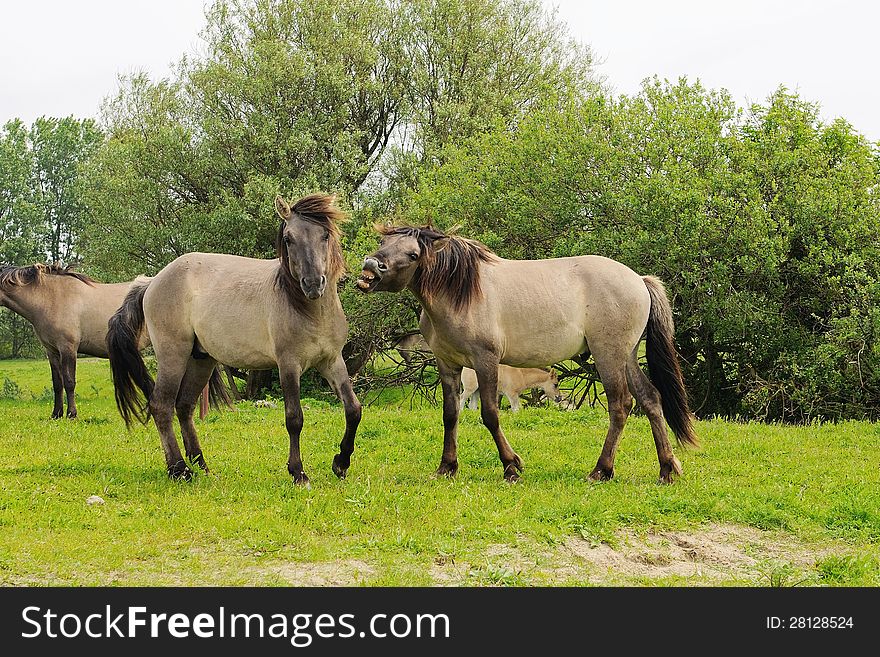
[482,256,651,366]
[144,253,279,368]
[76,281,139,356]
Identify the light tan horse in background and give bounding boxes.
[461,365,564,412]
[107,194,362,483]
[358,225,697,483]
[0,264,150,419]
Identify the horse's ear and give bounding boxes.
[275,196,291,220]
[432,235,451,252]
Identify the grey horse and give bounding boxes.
[357,225,697,483]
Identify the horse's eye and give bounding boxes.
[408,253,419,261]
[283,235,291,245]
[322,232,330,242]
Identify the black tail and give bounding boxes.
[107,280,154,427]
[643,276,699,448]
[208,366,233,410]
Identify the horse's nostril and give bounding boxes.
[320,275,327,286]
[377,261,388,272]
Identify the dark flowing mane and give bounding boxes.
[275,193,348,310]
[0,264,95,289]
[378,225,497,311]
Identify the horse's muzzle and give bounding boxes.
[356,257,383,292]
[301,276,326,300]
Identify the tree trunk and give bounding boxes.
[245,369,273,399]
[223,365,242,401]
[342,341,374,376]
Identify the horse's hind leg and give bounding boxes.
[58,346,78,419]
[149,348,192,480]
[474,360,523,482]
[588,353,634,482]
[175,357,217,472]
[625,351,681,484]
[47,350,64,419]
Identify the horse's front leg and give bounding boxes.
[317,355,362,479]
[474,361,523,482]
[47,350,64,419]
[279,364,308,486]
[435,359,462,478]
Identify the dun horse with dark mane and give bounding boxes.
[357,226,697,483]
[107,194,362,482]
[0,264,150,418]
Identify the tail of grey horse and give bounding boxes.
[642,276,699,448]
[107,279,155,427]
[107,279,232,427]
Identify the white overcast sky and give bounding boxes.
[0,0,878,140]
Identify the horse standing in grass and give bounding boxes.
[461,365,565,412]
[0,264,150,419]
[107,194,362,483]
[357,226,697,483]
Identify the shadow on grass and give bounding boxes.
[2,460,167,483]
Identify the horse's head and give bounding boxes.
[546,370,564,404]
[275,194,346,300]
[0,265,20,307]
[357,226,448,294]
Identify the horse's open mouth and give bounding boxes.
[356,269,379,292]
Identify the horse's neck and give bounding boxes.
[0,285,43,323]
[409,286,461,331]
[521,369,547,387]
[301,286,344,322]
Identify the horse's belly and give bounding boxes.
[501,329,587,368]
[192,304,276,369]
[197,331,276,370]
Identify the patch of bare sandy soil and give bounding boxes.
[430,524,850,586]
[251,559,376,586]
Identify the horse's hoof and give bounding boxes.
[434,460,458,479]
[588,466,614,482]
[293,473,311,489]
[510,453,524,472]
[503,460,523,483]
[189,453,210,473]
[168,461,193,481]
[658,457,682,484]
[503,469,521,483]
[332,454,349,479]
[671,456,683,476]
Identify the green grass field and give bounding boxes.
[1,358,878,586]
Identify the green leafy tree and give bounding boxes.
[30,117,104,264]
[0,119,42,358]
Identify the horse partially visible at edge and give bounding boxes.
[0,264,151,419]
[356,225,698,483]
